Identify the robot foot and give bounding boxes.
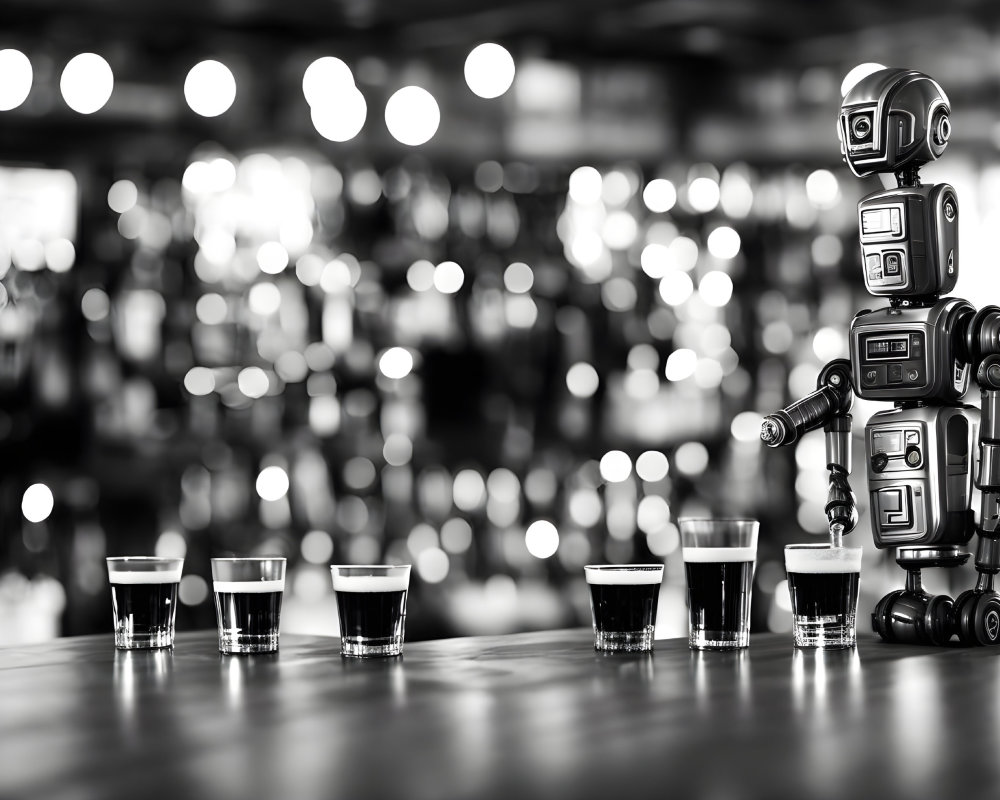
[871,588,955,646]
[953,590,1000,646]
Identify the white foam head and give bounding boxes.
[214,579,284,593]
[332,572,410,592]
[584,565,663,585]
[108,569,182,585]
[785,546,862,574]
[682,546,756,564]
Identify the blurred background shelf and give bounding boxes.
[1,0,998,645]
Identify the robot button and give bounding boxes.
[884,253,902,276]
[907,369,921,382]
[862,365,886,387]
[888,364,903,383]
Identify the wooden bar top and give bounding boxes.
[2,629,999,799]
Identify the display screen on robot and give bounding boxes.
[866,337,909,360]
[861,205,903,238]
[872,430,902,453]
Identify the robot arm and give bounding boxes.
[973,354,1000,578]
[965,306,1000,579]
[761,359,858,540]
[948,309,1000,646]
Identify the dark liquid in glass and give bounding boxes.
[214,591,283,637]
[588,583,659,633]
[787,571,860,621]
[110,582,178,646]
[337,590,407,639]
[684,560,753,635]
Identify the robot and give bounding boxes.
[760,67,1000,646]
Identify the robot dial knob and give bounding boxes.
[872,452,889,473]
[988,363,1000,387]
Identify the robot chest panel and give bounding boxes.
[849,301,971,403]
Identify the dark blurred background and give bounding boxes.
[1,0,998,644]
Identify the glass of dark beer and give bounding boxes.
[784,544,862,648]
[211,557,286,654]
[679,518,758,650]
[331,565,411,657]
[106,557,184,650]
[584,564,664,652]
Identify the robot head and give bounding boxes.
[838,67,951,179]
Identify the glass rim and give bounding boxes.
[677,517,759,524]
[584,563,663,571]
[106,556,183,564]
[210,556,287,563]
[330,564,411,572]
[784,543,862,551]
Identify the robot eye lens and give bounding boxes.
[851,115,873,141]
[932,111,951,146]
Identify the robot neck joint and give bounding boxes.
[895,164,922,188]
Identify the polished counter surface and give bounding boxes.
[2,629,1000,799]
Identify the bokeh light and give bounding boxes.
[665,348,697,381]
[60,53,114,114]
[674,442,709,476]
[385,86,440,146]
[706,226,741,259]
[311,88,367,143]
[107,179,138,213]
[465,43,516,99]
[566,362,599,398]
[643,178,677,213]
[504,262,534,293]
[22,483,54,523]
[525,520,559,559]
[256,465,290,501]
[379,347,414,379]
[184,60,236,117]
[599,450,633,483]
[0,49,33,111]
[636,451,669,482]
[568,166,603,205]
[658,271,694,306]
[805,169,840,208]
[687,176,720,213]
[434,261,465,293]
[302,56,355,107]
[698,271,734,307]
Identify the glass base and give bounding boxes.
[341,634,404,658]
[218,632,279,654]
[594,627,654,652]
[115,630,174,650]
[793,618,856,649]
[689,629,749,650]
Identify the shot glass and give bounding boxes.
[331,565,411,657]
[584,564,664,652]
[679,518,758,650]
[211,557,286,654]
[784,544,862,648]
[106,557,184,650]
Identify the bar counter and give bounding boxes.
[3,628,1000,799]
